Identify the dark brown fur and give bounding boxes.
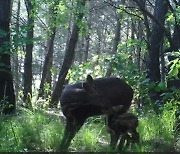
[60,75,134,151]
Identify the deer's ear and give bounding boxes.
[82,82,91,92]
[86,74,93,86]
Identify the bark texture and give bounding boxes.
[23,0,34,105]
[0,0,16,114]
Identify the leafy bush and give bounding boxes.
[0,108,63,152]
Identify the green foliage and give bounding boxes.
[0,42,11,54]
[67,54,108,82]
[160,85,180,103]
[67,38,145,85]
[156,82,166,92]
[134,101,178,152]
[0,108,63,152]
[0,29,8,37]
[167,5,180,24]
[67,117,110,152]
[11,24,42,55]
[55,1,69,29]
[176,6,180,24]
[73,0,88,35]
[71,125,102,151]
[168,51,180,79]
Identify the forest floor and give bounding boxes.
[45,108,180,152]
[0,106,179,152]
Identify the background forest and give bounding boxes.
[0,0,179,152]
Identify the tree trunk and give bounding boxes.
[0,0,16,114]
[38,1,59,99]
[23,0,34,106]
[106,13,121,77]
[148,0,168,83]
[136,21,143,73]
[84,34,90,62]
[45,54,53,97]
[38,34,55,99]
[147,0,168,104]
[134,0,168,104]
[84,2,92,62]
[13,0,21,100]
[76,36,84,64]
[50,0,86,107]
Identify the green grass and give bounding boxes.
[0,101,179,152]
[0,108,63,152]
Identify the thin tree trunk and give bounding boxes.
[50,0,86,107]
[14,0,21,100]
[0,0,16,114]
[106,13,121,77]
[84,34,90,62]
[38,1,59,99]
[137,21,142,73]
[45,54,53,97]
[160,43,165,82]
[76,36,84,64]
[38,28,56,98]
[24,0,34,106]
[84,2,92,62]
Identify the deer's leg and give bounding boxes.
[60,117,85,151]
[60,118,73,151]
[131,130,140,143]
[109,131,119,149]
[106,114,119,149]
[118,134,126,150]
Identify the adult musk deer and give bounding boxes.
[60,75,134,151]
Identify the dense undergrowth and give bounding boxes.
[0,100,179,152]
